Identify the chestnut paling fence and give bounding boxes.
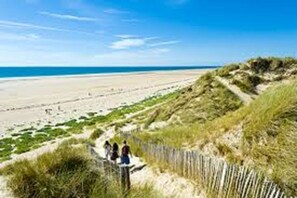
[88,146,131,195]
[125,135,290,198]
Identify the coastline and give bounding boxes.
[0,69,212,136]
[0,67,217,82]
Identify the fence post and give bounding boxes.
[120,164,131,197]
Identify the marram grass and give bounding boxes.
[0,141,162,198]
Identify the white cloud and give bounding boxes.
[110,36,159,49]
[116,34,138,39]
[148,40,180,47]
[0,44,173,66]
[0,20,94,35]
[104,8,129,14]
[26,33,40,40]
[110,38,146,49]
[39,11,99,22]
[0,32,40,41]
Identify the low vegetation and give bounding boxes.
[90,128,104,140]
[0,141,161,198]
[140,73,242,127]
[215,57,297,94]
[0,92,178,162]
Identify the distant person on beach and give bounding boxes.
[121,140,132,165]
[104,141,111,159]
[110,142,119,163]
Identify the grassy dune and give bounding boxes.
[216,57,297,94]
[125,63,297,196]
[135,73,243,128]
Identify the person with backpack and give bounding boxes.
[121,140,132,164]
[104,141,111,159]
[110,142,119,164]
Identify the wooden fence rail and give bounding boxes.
[88,146,131,196]
[124,135,290,198]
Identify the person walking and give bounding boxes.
[121,140,132,165]
[110,142,119,164]
[104,141,111,159]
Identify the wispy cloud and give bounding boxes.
[0,32,40,41]
[148,40,180,47]
[116,34,139,39]
[110,38,146,49]
[39,11,99,22]
[104,8,129,14]
[150,48,171,54]
[0,20,95,35]
[110,36,158,49]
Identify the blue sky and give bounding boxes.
[0,0,296,66]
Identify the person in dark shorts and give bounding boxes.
[121,140,132,164]
[110,142,119,164]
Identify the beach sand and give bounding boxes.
[0,69,210,136]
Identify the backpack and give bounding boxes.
[122,145,130,156]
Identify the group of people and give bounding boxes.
[104,140,132,165]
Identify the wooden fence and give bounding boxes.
[88,146,131,195]
[124,135,290,198]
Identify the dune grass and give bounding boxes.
[231,74,263,94]
[141,73,242,127]
[216,63,240,78]
[240,81,297,196]
[90,128,104,140]
[0,140,162,198]
[128,80,297,196]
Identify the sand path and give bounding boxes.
[94,129,205,198]
[215,76,253,104]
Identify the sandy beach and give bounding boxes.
[0,69,210,136]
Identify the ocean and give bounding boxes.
[0,66,217,79]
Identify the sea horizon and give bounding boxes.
[0,66,218,79]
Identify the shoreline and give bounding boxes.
[0,67,216,82]
[0,69,212,136]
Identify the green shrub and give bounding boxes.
[231,74,263,94]
[216,64,239,77]
[87,112,97,117]
[144,109,160,129]
[90,128,104,140]
[1,146,106,198]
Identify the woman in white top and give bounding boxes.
[104,141,111,159]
